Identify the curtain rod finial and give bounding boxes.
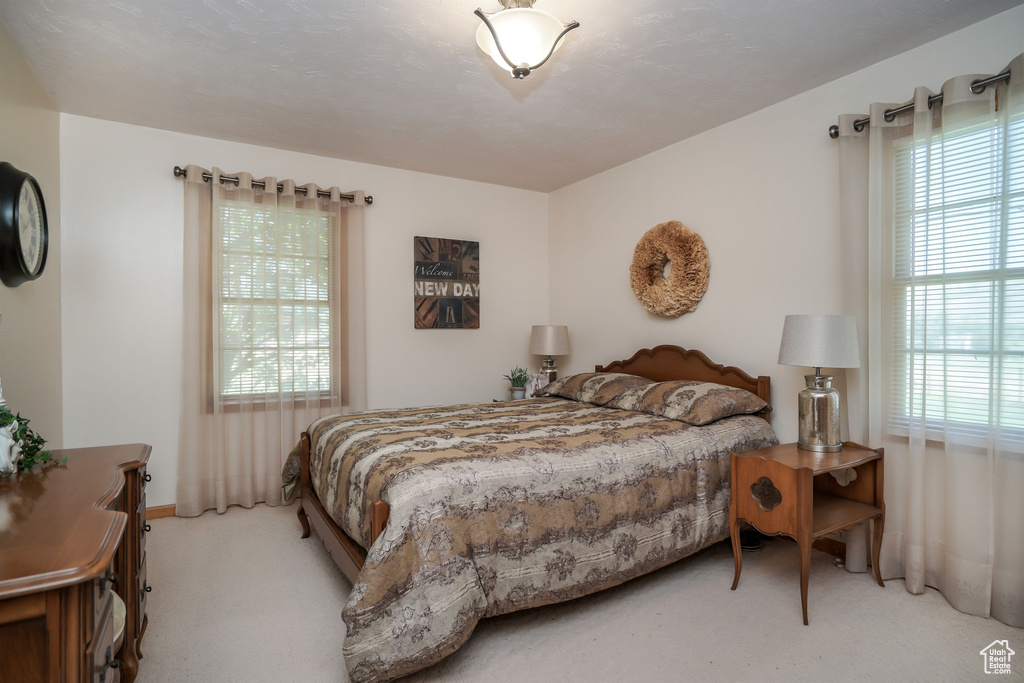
[365,195,373,205]
[828,125,839,139]
[173,165,187,178]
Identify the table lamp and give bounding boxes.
[529,325,570,383]
[777,314,860,452]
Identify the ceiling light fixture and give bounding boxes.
[474,0,579,80]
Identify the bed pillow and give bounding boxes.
[540,372,655,406]
[606,380,770,425]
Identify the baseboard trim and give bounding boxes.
[145,502,277,519]
[147,504,176,519]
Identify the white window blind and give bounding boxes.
[889,110,1024,444]
[216,200,335,399]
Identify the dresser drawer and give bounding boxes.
[85,596,121,683]
[91,562,117,638]
[138,552,150,626]
[138,492,149,557]
[139,466,150,495]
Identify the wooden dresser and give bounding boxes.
[0,443,152,683]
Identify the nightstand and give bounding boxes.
[729,442,884,625]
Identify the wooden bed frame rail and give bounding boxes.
[297,344,771,585]
[297,431,389,582]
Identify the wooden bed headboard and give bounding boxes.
[595,345,771,421]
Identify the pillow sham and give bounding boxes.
[540,372,655,406]
[606,380,770,426]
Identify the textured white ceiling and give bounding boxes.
[1,0,1020,191]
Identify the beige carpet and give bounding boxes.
[137,504,1021,682]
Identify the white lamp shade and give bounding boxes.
[778,314,860,369]
[476,7,567,70]
[529,325,570,356]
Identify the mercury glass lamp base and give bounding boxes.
[797,440,844,453]
[540,357,558,384]
[796,374,843,452]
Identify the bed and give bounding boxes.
[292,345,777,681]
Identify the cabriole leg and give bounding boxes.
[730,520,743,590]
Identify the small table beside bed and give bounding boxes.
[289,345,778,681]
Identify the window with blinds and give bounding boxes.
[889,111,1024,443]
[216,200,336,400]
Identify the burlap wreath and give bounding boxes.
[629,221,709,317]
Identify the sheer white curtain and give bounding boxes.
[177,166,367,517]
[837,54,1024,627]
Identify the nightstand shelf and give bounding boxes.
[729,442,885,625]
[813,493,880,536]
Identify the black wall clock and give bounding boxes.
[0,162,48,287]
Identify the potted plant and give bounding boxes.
[503,365,530,400]
[0,406,61,477]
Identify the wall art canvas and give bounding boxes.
[414,236,480,329]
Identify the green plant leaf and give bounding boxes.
[502,365,530,387]
[0,406,58,472]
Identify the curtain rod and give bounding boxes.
[172,166,373,204]
[828,70,1011,139]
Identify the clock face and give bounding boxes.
[0,162,48,287]
[17,180,44,276]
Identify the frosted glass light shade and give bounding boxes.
[529,325,570,356]
[778,314,860,369]
[476,8,568,72]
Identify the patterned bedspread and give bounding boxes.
[306,397,778,681]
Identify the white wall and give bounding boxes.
[548,5,1024,445]
[0,23,62,447]
[56,4,1023,507]
[60,116,548,507]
